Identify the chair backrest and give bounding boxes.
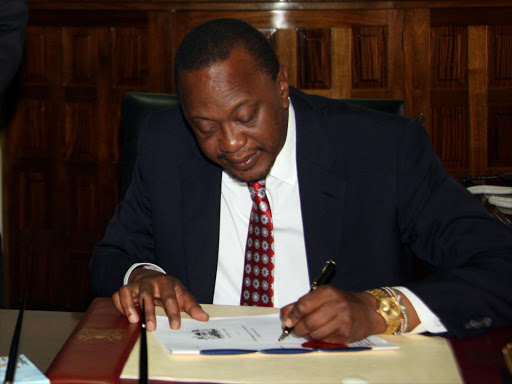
[119,92,406,198]
[345,98,405,117]
[120,93,180,197]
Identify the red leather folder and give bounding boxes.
[46,298,139,384]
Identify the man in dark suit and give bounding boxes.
[90,18,512,343]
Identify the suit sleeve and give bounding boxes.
[397,120,512,338]
[89,117,156,297]
[0,0,28,94]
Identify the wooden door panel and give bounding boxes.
[405,9,512,180]
[172,10,404,100]
[5,10,172,309]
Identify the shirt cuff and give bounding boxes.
[123,263,166,285]
[394,286,448,334]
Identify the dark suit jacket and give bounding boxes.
[90,87,512,338]
[0,0,28,94]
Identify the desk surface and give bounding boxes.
[0,309,83,372]
[1,304,511,383]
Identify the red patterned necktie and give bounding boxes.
[240,179,275,307]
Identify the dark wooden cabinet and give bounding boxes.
[3,1,512,310]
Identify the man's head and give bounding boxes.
[174,18,290,183]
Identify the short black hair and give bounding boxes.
[173,18,280,95]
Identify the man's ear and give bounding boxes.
[277,65,290,108]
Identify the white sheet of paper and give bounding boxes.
[154,313,398,354]
[155,314,305,353]
[350,335,400,350]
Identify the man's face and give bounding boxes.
[178,48,290,183]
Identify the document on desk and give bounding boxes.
[154,313,398,354]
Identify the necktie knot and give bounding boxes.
[248,180,266,203]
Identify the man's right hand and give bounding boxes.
[112,268,209,331]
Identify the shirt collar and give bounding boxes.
[268,99,297,186]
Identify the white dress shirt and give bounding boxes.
[124,100,447,334]
[213,101,310,308]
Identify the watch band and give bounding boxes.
[382,286,409,333]
[365,288,402,334]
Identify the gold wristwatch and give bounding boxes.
[365,288,402,334]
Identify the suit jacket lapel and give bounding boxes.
[292,91,347,283]
[180,147,222,303]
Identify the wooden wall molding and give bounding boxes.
[26,1,512,11]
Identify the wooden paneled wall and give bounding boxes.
[405,7,512,179]
[3,1,512,310]
[6,10,173,309]
[172,10,404,100]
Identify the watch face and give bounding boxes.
[380,297,401,319]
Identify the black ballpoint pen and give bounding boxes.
[278,259,336,342]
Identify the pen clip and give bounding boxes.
[311,259,336,290]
